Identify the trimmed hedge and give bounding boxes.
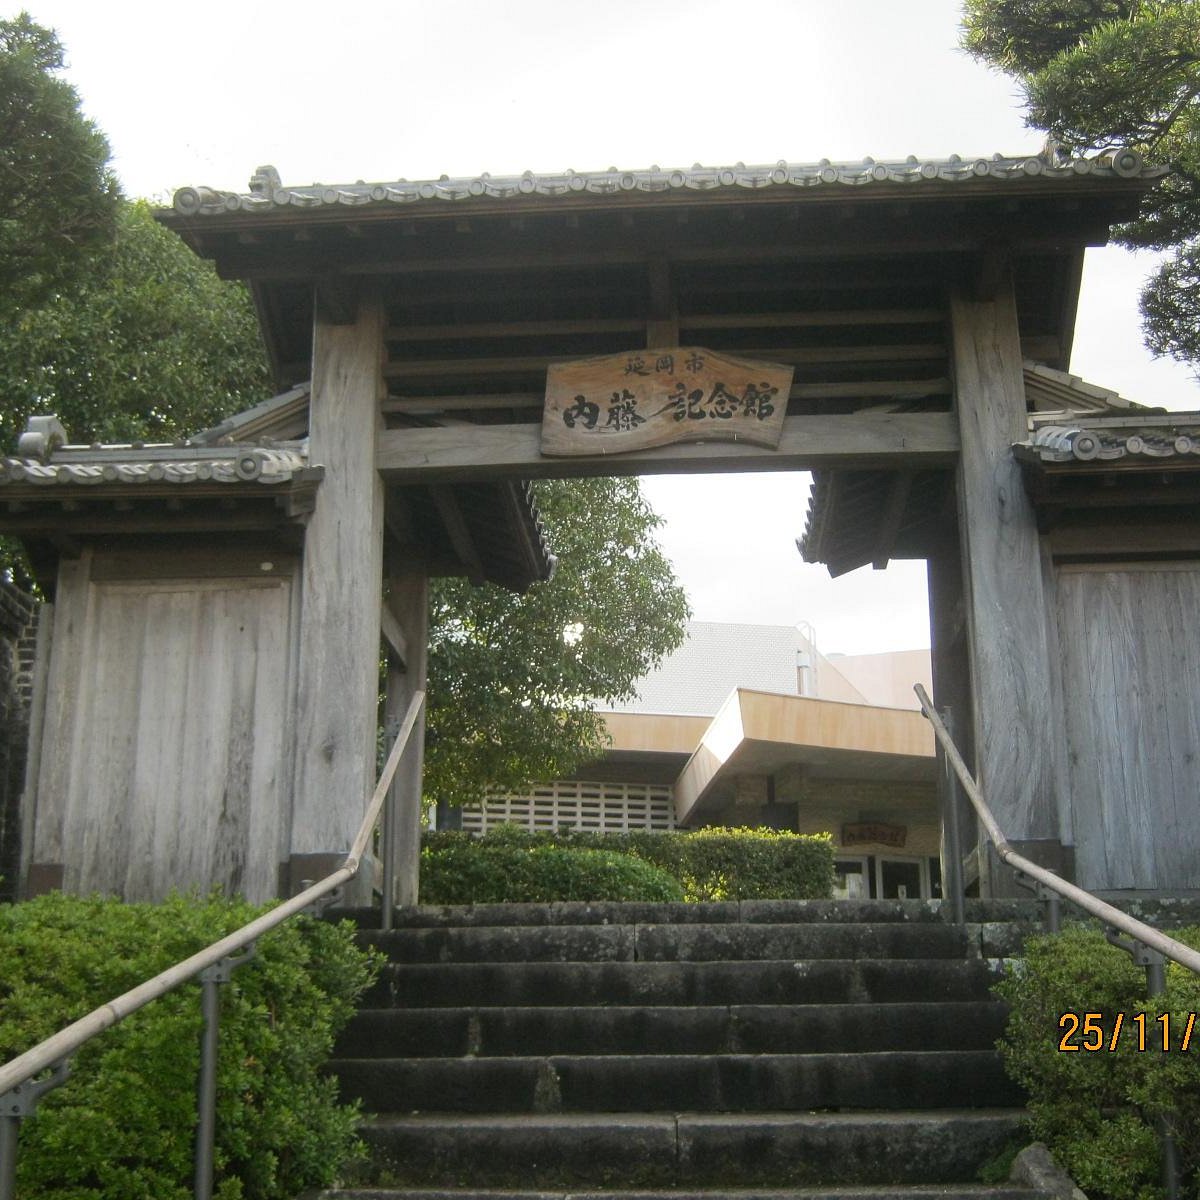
[422,825,834,902]
[420,840,684,904]
[994,924,1200,1200]
[0,892,380,1200]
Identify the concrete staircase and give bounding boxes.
[317,899,1050,1200]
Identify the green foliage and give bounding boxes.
[420,837,685,904]
[423,825,835,903]
[424,477,689,811]
[0,199,270,453]
[0,13,121,316]
[961,1,1136,76]
[0,892,380,1200]
[994,924,1200,1199]
[960,0,1200,375]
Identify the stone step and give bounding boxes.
[337,1001,1008,1058]
[334,899,1042,930]
[318,1189,1046,1199]
[332,1049,1022,1114]
[365,958,1003,1009]
[359,922,973,964]
[350,1111,1030,1189]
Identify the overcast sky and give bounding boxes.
[17,0,1200,654]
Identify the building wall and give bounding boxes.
[0,583,40,903]
[463,780,676,834]
[823,650,933,712]
[1054,561,1200,892]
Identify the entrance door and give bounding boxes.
[833,857,870,899]
[877,856,926,899]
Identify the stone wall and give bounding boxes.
[0,583,40,902]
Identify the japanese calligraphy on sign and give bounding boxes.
[541,347,794,457]
[841,822,908,849]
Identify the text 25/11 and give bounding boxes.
[1058,1011,1196,1052]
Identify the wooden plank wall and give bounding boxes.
[33,571,293,902]
[1056,564,1200,891]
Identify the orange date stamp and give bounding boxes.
[1058,1011,1197,1052]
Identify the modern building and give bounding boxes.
[466,621,942,901]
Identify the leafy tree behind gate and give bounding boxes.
[0,12,120,317]
[961,0,1200,374]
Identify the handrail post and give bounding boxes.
[0,1060,70,1200]
[938,705,966,925]
[194,947,255,1200]
[0,1109,17,1200]
[1106,933,1180,1200]
[381,716,401,932]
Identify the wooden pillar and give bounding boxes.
[287,287,385,900]
[926,530,979,890]
[383,572,428,907]
[949,284,1065,895]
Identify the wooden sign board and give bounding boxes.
[841,822,908,849]
[541,347,793,457]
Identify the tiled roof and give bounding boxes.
[0,439,310,487]
[2,409,555,592]
[1015,415,1200,465]
[799,366,1191,575]
[171,150,1162,217]
[1023,361,1143,417]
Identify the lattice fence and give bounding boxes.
[462,780,676,834]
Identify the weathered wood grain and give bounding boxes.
[381,376,953,416]
[949,288,1061,849]
[384,572,428,907]
[18,602,51,893]
[51,578,292,902]
[378,412,959,483]
[380,598,408,667]
[291,290,386,889]
[384,342,944,380]
[30,550,95,871]
[542,347,792,457]
[1058,564,1200,890]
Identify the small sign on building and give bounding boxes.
[842,822,908,849]
[541,347,793,457]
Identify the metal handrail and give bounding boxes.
[914,683,1200,976]
[0,687,425,1099]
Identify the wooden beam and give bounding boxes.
[381,377,953,415]
[430,485,486,584]
[681,307,944,330]
[380,598,408,666]
[376,411,959,483]
[316,278,360,325]
[0,508,298,536]
[386,317,644,341]
[1020,335,1062,362]
[381,377,953,414]
[646,255,678,349]
[216,233,1007,284]
[383,343,946,380]
[871,471,914,570]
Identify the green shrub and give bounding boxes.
[420,838,684,904]
[0,892,381,1200]
[422,825,834,902]
[994,924,1200,1200]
